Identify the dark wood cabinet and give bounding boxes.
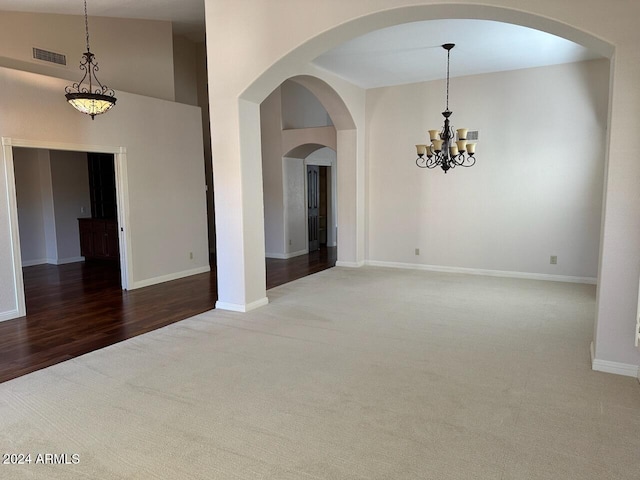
[79,218,119,261]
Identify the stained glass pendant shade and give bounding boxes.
[65,0,116,119]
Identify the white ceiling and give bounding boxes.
[313,19,603,89]
[0,5,603,84]
[0,0,206,41]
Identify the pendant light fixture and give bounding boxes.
[415,44,476,173]
[65,0,116,119]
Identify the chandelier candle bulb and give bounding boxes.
[457,128,468,140]
[449,145,459,156]
[466,143,476,154]
[428,130,440,141]
[432,139,444,151]
[456,140,467,151]
[416,144,427,156]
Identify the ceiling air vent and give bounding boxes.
[466,130,479,141]
[32,47,66,66]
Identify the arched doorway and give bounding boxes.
[259,79,343,288]
[206,2,639,377]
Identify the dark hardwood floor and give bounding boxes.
[0,247,336,384]
[266,246,337,289]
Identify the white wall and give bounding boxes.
[261,87,286,257]
[49,150,91,262]
[38,150,57,263]
[283,158,307,254]
[366,59,608,279]
[0,65,209,320]
[0,11,175,101]
[173,35,199,106]
[195,41,216,254]
[14,148,91,266]
[14,148,47,265]
[281,81,334,129]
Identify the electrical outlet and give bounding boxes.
[550,255,557,265]
[415,248,420,256]
[80,206,85,214]
[289,239,292,246]
[189,252,193,260]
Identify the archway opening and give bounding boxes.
[213,3,617,345]
[260,79,342,288]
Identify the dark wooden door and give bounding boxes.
[307,165,320,252]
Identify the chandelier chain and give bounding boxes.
[84,0,90,52]
[445,47,450,111]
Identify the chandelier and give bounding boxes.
[415,44,476,173]
[65,0,116,119]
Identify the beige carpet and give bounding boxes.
[1,267,639,479]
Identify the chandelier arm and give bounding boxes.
[458,155,477,168]
[88,61,114,96]
[450,154,477,168]
[417,154,441,169]
[65,59,90,94]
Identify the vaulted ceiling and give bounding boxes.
[0,2,603,86]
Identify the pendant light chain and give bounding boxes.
[445,47,451,112]
[84,0,90,52]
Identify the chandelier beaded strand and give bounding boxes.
[415,43,476,173]
[65,0,117,119]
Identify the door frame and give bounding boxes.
[304,154,336,252]
[306,164,320,252]
[2,137,132,319]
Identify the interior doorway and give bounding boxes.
[12,147,124,317]
[3,138,132,319]
[307,164,330,252]
[307,165,319,252]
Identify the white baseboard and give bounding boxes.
[131,265,210,290]
[336,260,365,268]
[364,260,597,285]
[0,309,21,322]
[23,257,85,267]
[216,297,269,312]
[53,256,85,265]
[22,258,48,267]
[591,341,639,377]
[266,249,308,260]
[592,358,639,377]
